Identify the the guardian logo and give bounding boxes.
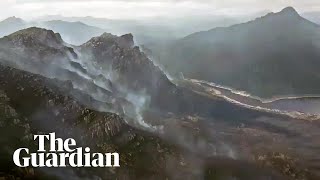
[13,133,120,168]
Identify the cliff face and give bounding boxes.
[79,30,197,116]
[79,33,177,105]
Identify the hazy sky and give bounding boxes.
[0,0,319,20]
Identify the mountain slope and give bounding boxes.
[160,7,320,98]
[0,62,188,180]
[78,32,180,111]
[0,27,186,123]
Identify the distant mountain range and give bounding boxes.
[0,17,105,45]
[0,14,254,46]
[157,7,320,98]
[0,17,26,37]
[39,20,105,45]
[36,15,247,46]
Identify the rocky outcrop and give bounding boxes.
[80,32,173,92]
[3,27,64,47]
[0,27,77,61]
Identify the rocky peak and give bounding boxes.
[279,7,299,16]
[223,6,306,32]
[0,27,78,59]
[83,32,134,50]
[262,6,301,21]
[120,33,134,47]
[3,27,64,48]
[79,32,176,109]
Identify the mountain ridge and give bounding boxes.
[183,6,316,41]
[158,7,320,98]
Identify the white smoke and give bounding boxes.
[0,43,162,130]
[69,51,162,130]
